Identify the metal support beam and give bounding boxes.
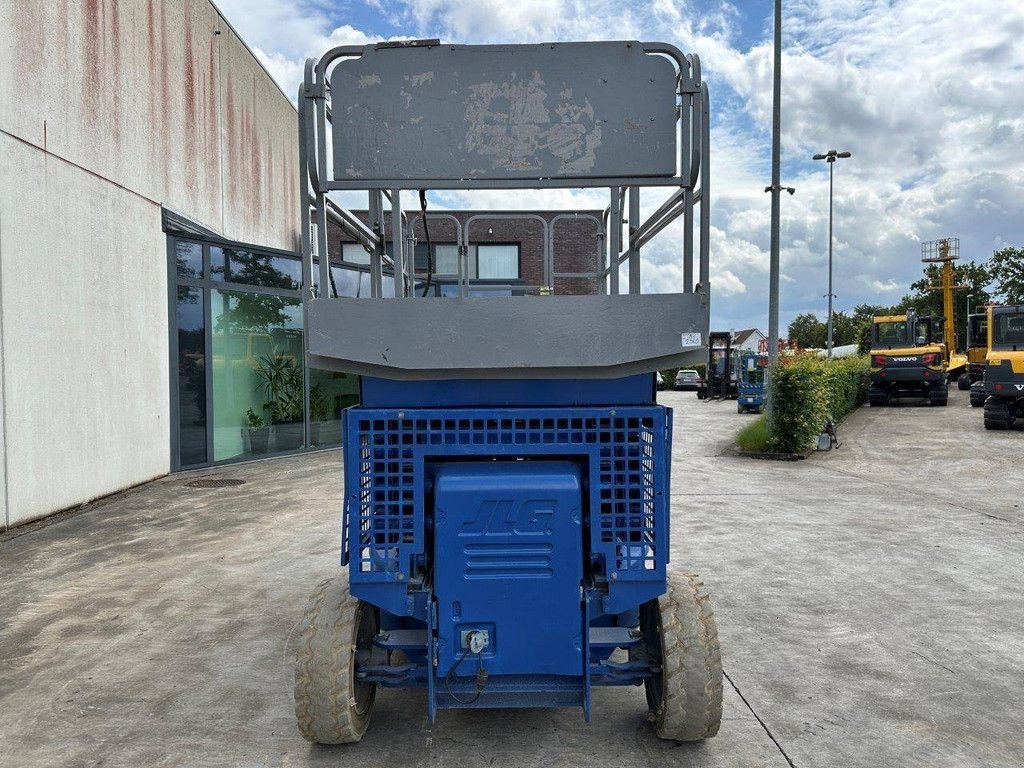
[368,190,384,298]
[609,187,621,295]
[632,188,702,253]
[699,82,710,291]
[628,186,641,294]
[390,188,406,297]
[324,196,379,252]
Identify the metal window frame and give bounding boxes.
[167,233,346,472]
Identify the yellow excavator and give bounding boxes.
[960,311,988,391]
[981,304,1024,430]
[966,311,991,407]
[868,310,949,406]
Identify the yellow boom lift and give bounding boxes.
[922,237,968,379]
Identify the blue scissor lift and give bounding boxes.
[737,352,768,413]
[293,39,722,743]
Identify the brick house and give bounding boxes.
[327,210,605,296]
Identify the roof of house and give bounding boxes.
[732,328,766,346]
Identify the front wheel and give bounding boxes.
[639,571,723,741]
[294,577,378,744]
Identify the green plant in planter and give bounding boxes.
[254,354,305,451]
[245,407,270,453]
[307,383,333,446]
[246,407,266,429]
[309,383,332,421]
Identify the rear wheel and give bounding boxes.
[294,577,378,744]
[984,397,1016,430]
[638,571,723,742]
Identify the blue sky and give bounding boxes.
[216,0,1024,335]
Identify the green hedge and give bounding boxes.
[768,355,870,453]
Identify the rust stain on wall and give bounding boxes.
[82,0,102,131]
[251,74,263,229]
[159,0,171,186]
[7,0,299,249]
[206,35,219,216]
[108,0,122,141]
[183,16,198,195]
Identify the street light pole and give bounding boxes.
[812,149,851,357]
[767,0,783,379]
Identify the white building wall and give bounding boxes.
[0,0,300,527]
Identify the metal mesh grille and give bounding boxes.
[347,408,667,581]
[599,418,658,571]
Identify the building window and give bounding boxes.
[425,243,520,280]
[210,246,303,289]
[341,243,371,265]
[433,244,470,277]
[175,286,206,466]
[211,289,305,461]
[176,241,203,279]
[477,244,520,279]
[169,236,356,470]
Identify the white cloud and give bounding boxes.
[869,279,900,292]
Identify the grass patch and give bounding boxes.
[736,414,770,452]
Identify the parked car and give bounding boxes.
[674,369,702,391]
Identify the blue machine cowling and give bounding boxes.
[433,461,583,676]
[342,377,671,715]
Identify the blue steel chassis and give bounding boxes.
[342,376,672,719]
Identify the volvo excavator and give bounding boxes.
[982,304,1024,430]
[959,311,988,391]
[868,310,949,406]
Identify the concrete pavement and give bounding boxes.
[1,386,1021,767]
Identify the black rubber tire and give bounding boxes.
[984,398,1015,431]
[957,374,971,391]
[641,571,723,742]
[737,404,744,414]
[294,577,378,744]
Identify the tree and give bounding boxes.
[990,246,1024,305]
[787,312,827,349]
[829,311,857,347]
[851,303,894,352]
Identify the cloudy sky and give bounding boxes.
[216,0,1024,333]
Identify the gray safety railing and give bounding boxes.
[298,40,711,379]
